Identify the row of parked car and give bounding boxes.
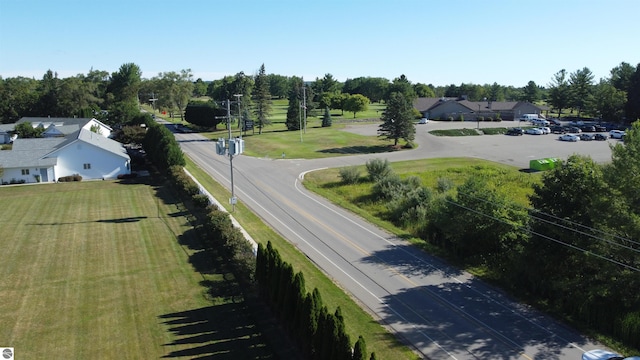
[507,125,626,142]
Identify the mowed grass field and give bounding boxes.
[0,180,273,359]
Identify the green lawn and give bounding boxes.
[0,180,274,359]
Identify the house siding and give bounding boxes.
[52,141,129,180]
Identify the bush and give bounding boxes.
[58,174,82,182]
[338,166,360,184]
[366,158,392,182]
[192,194,210,208]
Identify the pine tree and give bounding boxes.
[352,335,367,360]
[378,92,415,146]
[253,63,272,134]
[322,106,332,127]
[286,77,303,131]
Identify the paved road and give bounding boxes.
[173,121,616,359]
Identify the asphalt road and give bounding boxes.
[173,120,617,359]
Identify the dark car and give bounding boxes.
[580,125,596,132]
[549,118,561,126]
[594,133,607,141]
[594,124,607,132]
[566,126,582,133]
[550,126,567,134]
[579,133,593,141]
[506,128,524,136]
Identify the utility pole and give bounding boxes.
[234,93,243,137]
[302,85,307,134]
[215,99,245,212]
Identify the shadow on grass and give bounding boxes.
[159,303,275,360]
[318,144,393,155]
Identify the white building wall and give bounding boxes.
[53,141,130,180]
[2,168,40,184]
[82,120,112,138]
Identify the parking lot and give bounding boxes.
[346,120,620,169]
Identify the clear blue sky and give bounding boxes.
[1,0,638,87]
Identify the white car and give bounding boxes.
[418,118,429,124]
[537,127,551,134]
[559,134,580,142]
[531,119,550,126]
[525,128,544,135]
[582,349,640,360]
[609,130,626,139]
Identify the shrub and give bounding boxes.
[338,166,360,184]
[371,173,404,201]
[366,158,392,182]
[477,116,484,122]
[486,117,493,122]
[58,174,82,182]
[192,194,210,208]
[458,114,464,121]
[436,177,454,193]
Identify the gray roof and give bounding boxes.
[16,117,113,131]
[0,128,128,169]
[0,138,63,168]
[414,97,547,112]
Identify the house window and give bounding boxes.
[83,163,91,170]
[21,169,30,175]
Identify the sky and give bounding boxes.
[0,0,638,87]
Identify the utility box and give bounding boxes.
[229,138,244,156]
[530,157,560,171]
[216,138,226,155]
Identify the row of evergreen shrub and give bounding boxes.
[143,121,185,172]
[256,241,375,360]
[58,174,82,182]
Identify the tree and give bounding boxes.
[267,73,289,99]
[625,63,640,123]
[107,63,142,124]
[414,82,435,98]
[378,92,415,146]
[569,67,595,117]
[155,69,194,121]
[352,335,367,360]
[184,100,225,129]
[522,80,540,103]
[285,77,303,131]
[321,106,332,127]
[36,70,63,117]
[343,94,369,118]
[15,122,43,138]
[193,78,207,97]
[253,64,272,134]
[387,74,416,101]
[0,76,39,123]
[547,69,571,118]
[592,80,626,122]
[610,61,635,91]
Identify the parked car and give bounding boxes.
[506,127,524,136]
[537,127,551,134]
[579,133,594,141]
[550,126,567,134]
[559,134,580,142]
[580,125,596,132]
[531,119,550,126]
[566,126,582,133]
[594,124,607,132]
[549,118,561,125]
[525,128,544,135]
[610,130,626,139]
[418,118,429,124]
[594,133,607,141]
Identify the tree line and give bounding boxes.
[4,61,639,128]
[338,123,640,350]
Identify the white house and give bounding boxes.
[0,127,130,184]
[16,117,113,138]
